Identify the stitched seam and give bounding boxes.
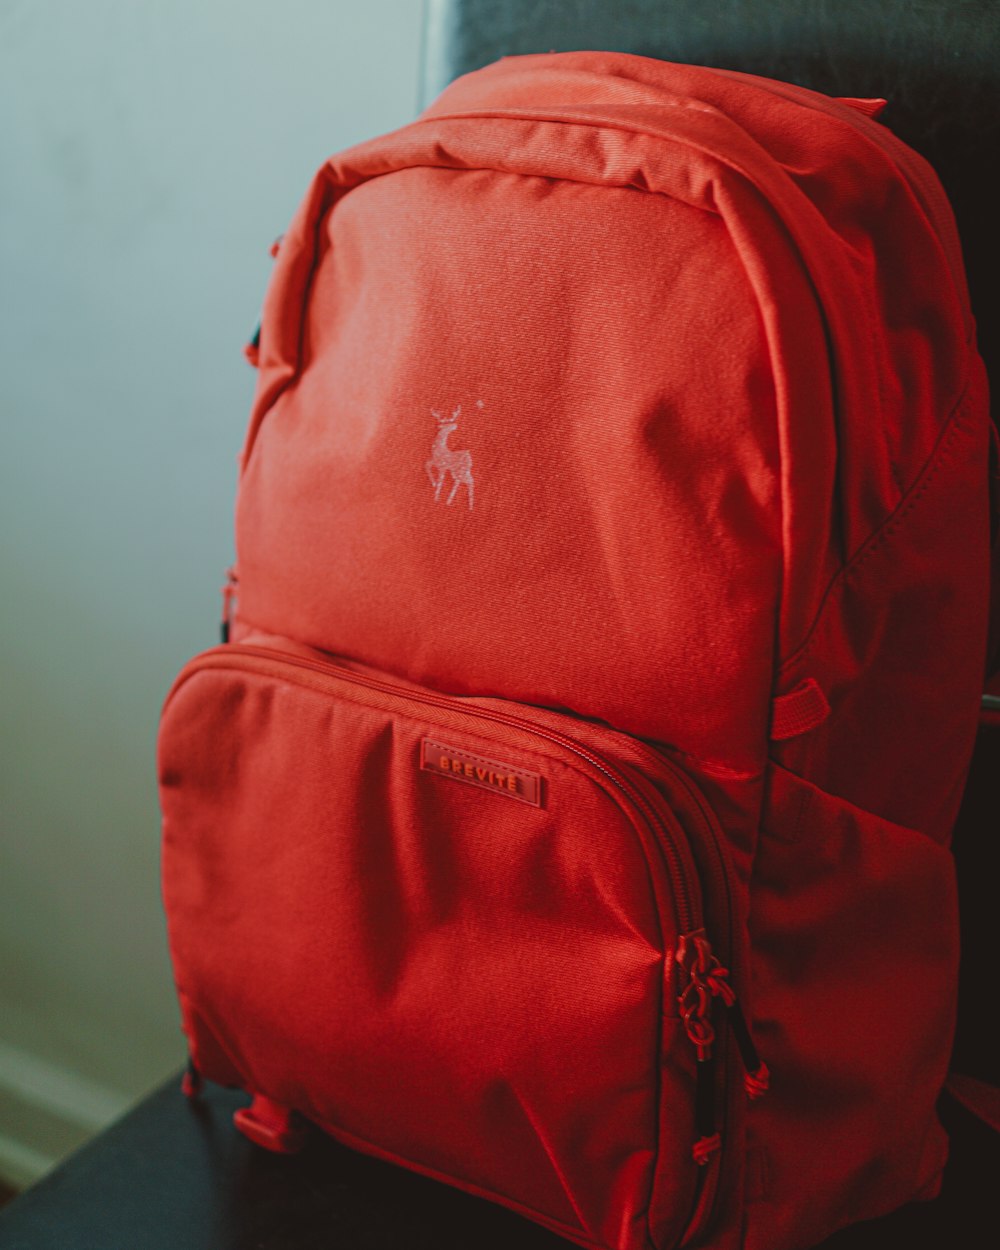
[296,1102,616,1246]
[243,106,807,467]
[780,373,977,676]
[239,168,338,476]
[653,739,764,782]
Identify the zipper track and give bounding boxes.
[617,738,737,1246]
[168,639,745,1246]
[614,735,735,958]
[169,644,703,934]
[435,77,967,312]
[711,69,970,315]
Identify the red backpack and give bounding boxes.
[157,52,993,1250]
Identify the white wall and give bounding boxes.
[0,0,425,1187]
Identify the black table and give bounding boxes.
[0,1072,995,1249]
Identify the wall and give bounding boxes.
[0,0,425,1187]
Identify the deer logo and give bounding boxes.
[426,404,475,510]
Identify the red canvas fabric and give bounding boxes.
[158,52,992,1250]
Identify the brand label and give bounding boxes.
[420,739,543,807]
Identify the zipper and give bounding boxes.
[435,665,757,1244]
[711,69,970,317]
[168,639,761,1243]
[601,732,736,976]
[676,931,769,1095]
[170,643,704,933]
[434,76,969,314]
[589,722,743,1228]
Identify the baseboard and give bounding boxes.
[0,1041,131,1189]
[0,1133,56,1192]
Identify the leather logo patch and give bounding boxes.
[421,739,543,807]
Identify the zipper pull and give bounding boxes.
[726,995,770,1099]
[243,320,261,367]
[220,566,239,644]
[677,932,724,1061]
[181,1055,203,1099]
[677,932,770,1166]
[678,932,769,1095]
[243,236,282,365]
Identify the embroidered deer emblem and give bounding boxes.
[426,405,474,509]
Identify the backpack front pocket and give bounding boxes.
[158,640,743,1250]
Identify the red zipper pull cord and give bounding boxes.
[692,1058,721,1165]
[726,995,770,1099]
[678,932,769,1165]
[678,933,721,1165]
[698,940,770,1099]
[220,567,239,644]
